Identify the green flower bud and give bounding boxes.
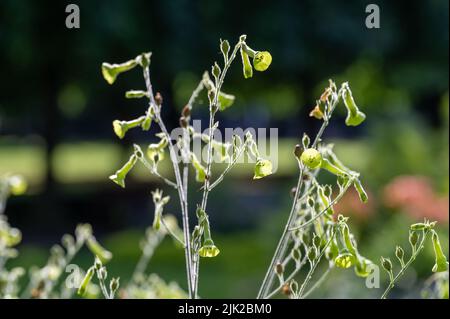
[7,175,27,196]
[308,246,317,262]
[395,246,405,264]
[109,154,137,188]
[313,234,322,248]
[198,238,220,258]
[253,51,272,71]
[292,248,301,262]
[381,256,393,273]
[125,90,148,99]
[253,159,273,180]
[101,59,138,85]
[77,266,95,296]
[409,231,419,248]
[300,148,322,169]
[431,231,449,273]
[86,236,112,263]
[110,277,120,294]
[342,82,366,126]
[353,178,369,203]
[220,39,230,60]
[240,47,253,79]
[212,62,221,81]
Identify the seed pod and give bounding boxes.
[308,246,317,262]
[409,231,419,248]
[294,144,303,159]
[155,92,163,106]
[381,256,392,272]
[212,62,221,81]
[395,246,404,262]
[291,248,301,262]
[220,39,230,60]
[110,277,120,293]
[275,263,284,275]
[313,234,322,248]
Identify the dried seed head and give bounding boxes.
[294,144,303,159]
[281,283,291,296]
[155,92,163,106]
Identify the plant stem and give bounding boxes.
[258,167,305,298]
[381,230,430,299]
[143,67,195,298]
[301,266,332,299]
[297,230,335,298]
[289,179,352,231]
[194,40,243,297]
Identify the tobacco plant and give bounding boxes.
[103,35,273,299]
[257,80,449,299]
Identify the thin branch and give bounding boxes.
[381,230,430,299]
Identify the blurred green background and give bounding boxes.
[0,0,448,298]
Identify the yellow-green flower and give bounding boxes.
[101,60,138,85]
[253,159,273,179]
[300,148,322,169]
[109,154,137,188]
[253,51,272,71]
[199,239,220,258]
[7,175,27,196]
[432,231,449,273]
[334,250,355,268]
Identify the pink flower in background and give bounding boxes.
[335,187,375,221]
[383,175,449,223]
